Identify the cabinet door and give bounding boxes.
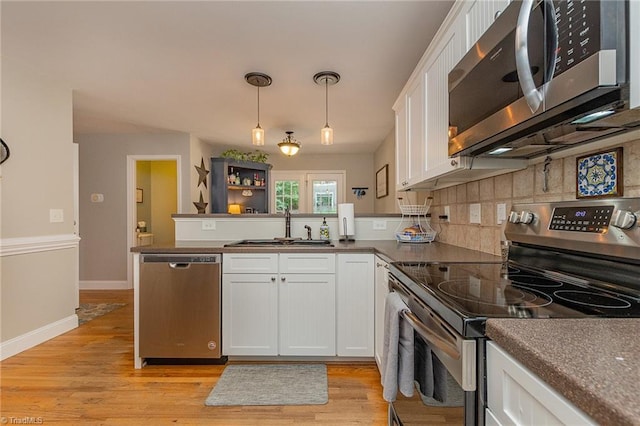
[462,0,510,51]
[423,22,465,180]
[394,99,409,190]
[222,273,278,356]
[279,273,336,356]
[374,256,389,373]
[336,254,374,357]
[406,76,425,187]
[487,342,596,426]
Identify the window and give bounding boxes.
[271,171,345,214]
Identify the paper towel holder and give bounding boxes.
[339,219,355,242]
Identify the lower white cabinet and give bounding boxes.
[486,341,595,426]
[222,253,336,356]
[279,273,335,355]
[336,253,375,357]
[373,255,389,373]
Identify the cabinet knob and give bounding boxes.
[494,10,502,20]
[450,159,458,166]
[281,277,286,282]
[271,277,276,282]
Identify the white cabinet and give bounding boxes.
[222,253,336,357]
[279,253,336,356]
[393,0,524,190]
[374,255,389,373]
[486,341,596,426]
[461,0,510,51]
[222,253,279,356]
[336,253,375,357]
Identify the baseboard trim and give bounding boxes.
[0,234,80,257]
[79,280,131,290]
[0,314,78,361]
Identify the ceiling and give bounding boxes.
[2,1,454,154]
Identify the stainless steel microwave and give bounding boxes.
[448,0,638,159]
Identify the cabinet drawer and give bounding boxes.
[223,253,278,274]
[279,253,335,274]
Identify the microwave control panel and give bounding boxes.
[549,205,613,233]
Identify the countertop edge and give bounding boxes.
[486,319,639,426]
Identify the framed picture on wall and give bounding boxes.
[376,164,388,199]
[136,188,143,203]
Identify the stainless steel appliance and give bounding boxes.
[449,0,639,159]
[139,254,223,360]
[388,198,640,425]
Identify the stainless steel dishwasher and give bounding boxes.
[139,254,222,359]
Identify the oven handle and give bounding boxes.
[401,310,461,360]
[389,277,461,360]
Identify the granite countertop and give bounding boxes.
[486,318,640,426]
[131,240,501,263]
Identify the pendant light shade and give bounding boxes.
[314,71,340,146]
[245,72,272,146]
[278,131,301,156]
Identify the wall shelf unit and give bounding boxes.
[210,158,272,214]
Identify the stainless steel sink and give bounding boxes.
[224,238,334,247]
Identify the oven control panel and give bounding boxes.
[549,205,614,233]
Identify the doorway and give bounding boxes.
[126,155,181,288]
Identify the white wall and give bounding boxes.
[1,56,79,357]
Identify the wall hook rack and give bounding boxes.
[352,187,368,199]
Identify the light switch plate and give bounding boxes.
[50,209,64,223]
[202,220,216,230]
[470,203,481,224]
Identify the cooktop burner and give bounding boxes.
[391,262,640,319]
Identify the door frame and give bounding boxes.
[126,155,181,288]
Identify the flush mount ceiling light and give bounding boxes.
[313,71,340,146]
[245,72,272,146]
[278,131,301,156]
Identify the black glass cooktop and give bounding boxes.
[391,262,640,320]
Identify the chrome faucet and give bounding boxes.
[284,207,291,239]
[304,225,312,240]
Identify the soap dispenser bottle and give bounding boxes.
[319,217,330,241]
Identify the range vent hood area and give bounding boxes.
[406,156,528,191]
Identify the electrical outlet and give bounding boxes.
[497,203,507,225]
[50,209,64,223]
[470,203,481,224]
[373,220,387,230]
[443,206,451,222]
[202,220,216,231]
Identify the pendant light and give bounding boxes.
[278,131,301,156]
[313,71,340,145]
[245,72,272,146]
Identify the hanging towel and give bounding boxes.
[380,292,415,402]
[414,333,464,407]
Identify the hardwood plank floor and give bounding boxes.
[1,290,463,425]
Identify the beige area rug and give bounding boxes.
[76,303,126,325]
[205,364,328,406]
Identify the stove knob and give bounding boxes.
[520,211,535,224]
[509,211,534,224]
[611,210,637,229]
[508,211,521,224]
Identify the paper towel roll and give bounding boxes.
[338,203,355,238]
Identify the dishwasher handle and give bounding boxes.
[169,262,191,269]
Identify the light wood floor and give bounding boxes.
[1,290,463,425]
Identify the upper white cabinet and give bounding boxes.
[394,0,523,191]
[461,0,510,50]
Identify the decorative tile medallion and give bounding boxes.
[576,147,623,198]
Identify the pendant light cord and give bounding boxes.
[325,78,329,127]
[257,86,260,126]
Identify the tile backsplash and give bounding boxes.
[428,139,639,256]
